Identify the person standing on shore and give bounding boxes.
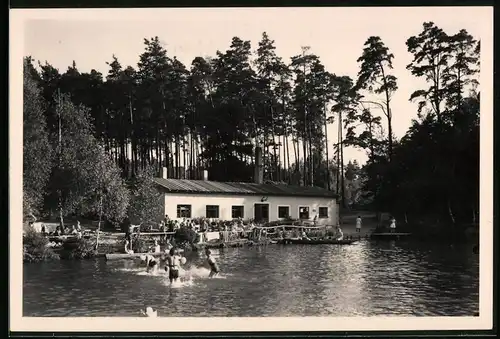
[125,223,134,252]
[335,225,344,240]
[390,217,396,233]
[356,216,362,233]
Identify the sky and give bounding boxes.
[21,7,491,165]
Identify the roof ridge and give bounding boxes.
[154,177,337,198]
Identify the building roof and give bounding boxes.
[153,178,337,199]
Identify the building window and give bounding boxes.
[278,206,290,219]
[299,206,310,219]
[231,206,244,219]
[318,207,328,218]
[177,205,192,218]
[206,205,220,218]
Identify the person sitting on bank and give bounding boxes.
[124,240,134,254]
[300,229,310,241]
[125,223,134,251]
[389,218,396,233]
[151,239,161,253]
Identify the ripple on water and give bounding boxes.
[23,242,479,317]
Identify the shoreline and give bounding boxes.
[24,218,479,263]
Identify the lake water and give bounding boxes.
[23,240,479,317]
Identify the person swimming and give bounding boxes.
[140,253,158,273]
[205,248,220,278]
[165,248,182,284]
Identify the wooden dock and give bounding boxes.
[369,232,412,239]
[105,250,183,261]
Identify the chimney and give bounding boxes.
[203,170,208,181]
[254,146,264,184]
[162,167,168,179]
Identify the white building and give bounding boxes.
[154,169,339,227]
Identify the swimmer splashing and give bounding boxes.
[140,253,158,274]
[205,248,220,278]
[165,248,186,284]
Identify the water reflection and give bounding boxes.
[23,241,478,317]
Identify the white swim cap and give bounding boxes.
[139,255,146,261]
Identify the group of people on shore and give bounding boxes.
[354,215,397,233]
[40,220,85,238]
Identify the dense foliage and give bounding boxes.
[59,238,97,260]
[127,165,163,225]
[23,22,480,232]
[23,226,60,262]
[174,227,201,250]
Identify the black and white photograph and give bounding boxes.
[10,6,493,332]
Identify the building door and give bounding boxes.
[254,204,269,223]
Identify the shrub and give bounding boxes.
[174,227,200,250]
[23,226,60,263]
[131,236,149,253]
[60,238,97,260]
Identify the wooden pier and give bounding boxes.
[369,232,412,239]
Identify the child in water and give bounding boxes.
[140,253,158,273]
[205,249,220,278]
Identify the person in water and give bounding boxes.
[205,249,219,278]
[140,253,158,273]
[165,248,182,284]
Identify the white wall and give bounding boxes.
[163,193,338,226]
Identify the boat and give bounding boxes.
[277,238,357,245]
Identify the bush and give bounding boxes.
[23,226,60,263]
[174,227,200,250]
[131,237,149,253]
[60,238,97,260]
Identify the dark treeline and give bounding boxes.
[24,22,480,230]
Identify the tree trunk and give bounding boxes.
[324,102,330,190]
[302,137,307,186]
[95,195,103,251]
[58,207,65,232]
[447,200,456,225]
[379,62,393,161]
[270,105,278,182]
[337,111,345,207]
[308,124,314,186]
[128,93,136,176]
